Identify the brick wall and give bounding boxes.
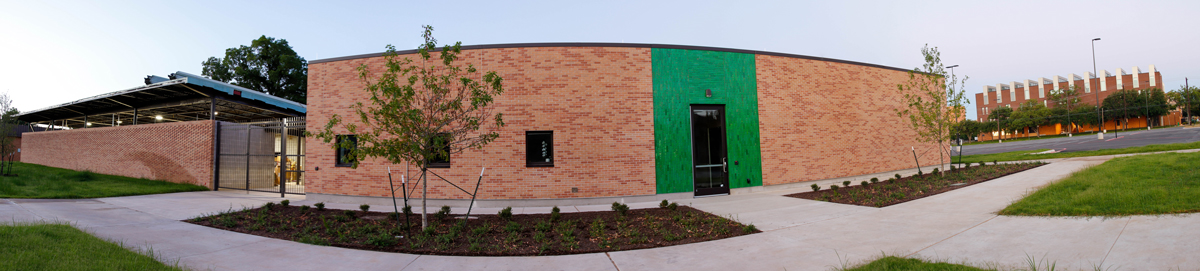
[9,137,20,162]
[307,47,656,200]
[22,120,214,187]
[755,55,942,185]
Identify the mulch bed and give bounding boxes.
[786,162,1046,207]
[187,202,758,256]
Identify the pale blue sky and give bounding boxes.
[3,0,1198,121]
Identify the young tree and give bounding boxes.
[0,93,17,176]
[1012,100,1050,138]
[895,44,969,174]
[1047,85,1082,134]
[1168,85,1200,124]
[312,26,505,229]
[1071,104,1099,132]
[987,106,1013,140]
[1140,88,1171,127]
[202,35,308,104]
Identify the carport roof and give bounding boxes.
[16,71,305,124]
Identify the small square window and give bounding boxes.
[427,133,451,168]
[335,135,357,167]
[526,131,553,167]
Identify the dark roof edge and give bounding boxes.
[310,43,916,73]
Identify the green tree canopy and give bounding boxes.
[202,35,308,104]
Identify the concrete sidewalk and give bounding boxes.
[3,154,1198,270]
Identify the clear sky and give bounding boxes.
[3,0,1198,121]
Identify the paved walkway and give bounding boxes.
[3,153,1199,270]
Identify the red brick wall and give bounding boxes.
[755,55,942,186]
[306,47,656,200]
[22,121,214,187]
[9,137,20,162]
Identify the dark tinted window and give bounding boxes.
[427,133,451,168]
[526,131,553,167]
[335,135,357,167]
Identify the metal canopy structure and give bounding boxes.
[16,71,306,128]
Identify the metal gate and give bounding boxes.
[216,117,305,195]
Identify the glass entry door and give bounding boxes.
[691,105,730,196]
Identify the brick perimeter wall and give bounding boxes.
[756,55,941,185]
[307,47,656,200]
[22,121,214,187]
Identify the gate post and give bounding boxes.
[213,121,221,190]
[279,119,287,198]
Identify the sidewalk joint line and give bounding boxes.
[1100,217,1132,266]
[906,214,998,258]
[605,252,620,271]
[399,255,422,271]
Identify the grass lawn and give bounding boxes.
[953,140,1200,164]
[0,162,209,199]
[0,223,182,271]
[842,256,992,271]
[1001,151,1200,216]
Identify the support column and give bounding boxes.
[133,108,139,125]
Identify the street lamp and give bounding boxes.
[1092,38,1103,139]
[947,65,961,165]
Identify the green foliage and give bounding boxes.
[895,44,969,171]
[611,202,629,216]
[280,199,290,207]
[894,173,902,179]
[504,221,521,233]
[402,205,412,215]
[811,183,820,191]
[264,202,276,209]
[1102,88,1172,127]
[311,25,505,170]
[499,207,513,220]
[1169,85,1200,119]
[861,181,869,186]
[550,206,562,221]
[742,224,757,233]
[343,210,357,218]
[201,35,307,104]
[314,202,325,211]
[435,206,451,219]
[842,180,851,187]
[300,205,310,212]
[366,233,398,247]
[830,185,839,192]
[870,177,879,184]
[359,204,370,212]
[667,202,678,211]
[659,199,669,208]
[843,256,992,271]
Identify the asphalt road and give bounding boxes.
[955,127,1200,156]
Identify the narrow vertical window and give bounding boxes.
[335,135,357,167]
[526,131,553,167]
[427,133,451,168]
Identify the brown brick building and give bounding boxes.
[306,43,942,206]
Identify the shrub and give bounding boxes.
[343,210,357,217]
[550,206,562,221]
[870,177,879,184]
[842,180,851,187]
[300,205,310,212]
[280,199,290,207]
[436,206,451,219]
[667,202,678,211]
[993,160,998,165]
[830,185,839,192]
[810,184,820,191]
[499,207,513,220]
[895,173,902,179]
[978,162,985,167]
[535,220,551,232]
[660,199,669,208]
[366,233,397,247]
[950,165,957,171]
[264,202,276,209]
[917,170,923,176]
[359,204,370,212]
[504,221,521,232]
[387,212,400,221]
[964,163,971,168]
[314,202,325,211]
[743,224,758,233]
[887,178,895,184]
[611,202,629,216]
[932,168,939,174]
[402,205,413,215]
[860,181,869,186]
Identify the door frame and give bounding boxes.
[689,104,730,197]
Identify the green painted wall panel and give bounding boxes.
[652,48,764,194]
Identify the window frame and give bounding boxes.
[526,130,554,167]
[334,135,357,167]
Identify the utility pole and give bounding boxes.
[1092,38,1103,139]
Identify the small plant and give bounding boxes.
[264,202,276,209]
[667,202,678,211]
[343,210,357,218]
[359,204,370,212]
[535,220,551,232]
[932,167,939,174]
[993,160,998,165]
[860,181,869,186]
[895,173,902,179]
[280,199,290,207]
[611,202,629,216]
[387,212,400,221]
[366,233,398,247]
[550,206,562,221]
[743,224,758,233]
[660,199,669,208]
[297,234,330,246]
[499,207,513,220]
[435,206,451,219]
[887,178,895,184]
[870,177,879,184]
[964,163,971,168]
[504,221,521,233]
[472,224,490,236]
[300,205,310,212]
[917,170,923,176]
[950,165,957,171]
[314,202,325,211]
[830,185,839,192]
[842,180,851,187]
[402,205,413,215]
[811,184,820,191]
[978,162,984,167]
[589,218,606,238]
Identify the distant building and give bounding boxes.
[972,65,1181,140]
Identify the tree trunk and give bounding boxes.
[421,168,428,229]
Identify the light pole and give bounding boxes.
[1092,38,1104,139]
[947,65,961,165]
